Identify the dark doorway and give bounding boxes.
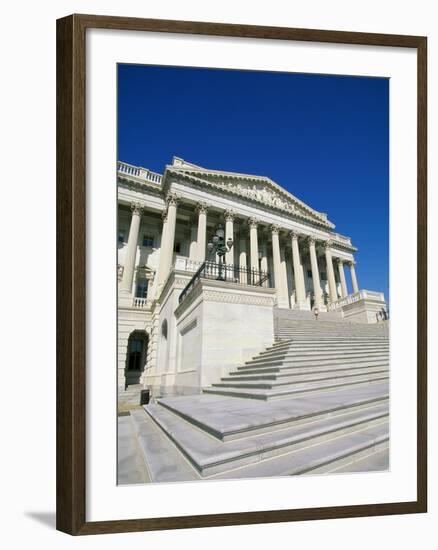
[125,330,148,387]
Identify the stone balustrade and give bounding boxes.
[118,161,162,184]
[132,297,149,308]
[328,290,385,311]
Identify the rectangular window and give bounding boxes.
[307,270,312,278]
[136,278,148,298]
[174,242,181,253]
[321,272,327,280]
[118,231,125,244]
[142,235,154,247]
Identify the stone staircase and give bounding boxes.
[124,317,390,483]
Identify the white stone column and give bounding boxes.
[290,231,306,308]
[280,244,290,308]
[337,259,348,298]
[324,241,338,303]
[224,210,235,265]
[260,239,268,272]
[239,231,248,284]
[248,217,259,272]
[349,260,359,293]
[308,236,323,308]
[271,225,289,308]
[188,223,198,260]
[156,193,179,291]
[195,202,208,262]
[120,202,143,295]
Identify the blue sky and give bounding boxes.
[118,64,389,301]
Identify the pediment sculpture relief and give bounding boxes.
[215,179,300,215]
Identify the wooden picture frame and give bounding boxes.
[56,13,427,535]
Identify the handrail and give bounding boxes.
[179,261,270,303]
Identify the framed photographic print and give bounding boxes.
[56,14,427,535]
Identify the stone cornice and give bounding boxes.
[117,174,163,196]
[164,167,335,230]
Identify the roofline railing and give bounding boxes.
[117,161,162,184]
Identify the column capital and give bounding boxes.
[290,230,301,241]
[348,260,356,267]
[196,201,209,215]
[323,239,333,250]
[248,217,259,228]
[270,224,280,234]
[224,209,235,222]
[337,258,344,266]
[130,202,144,216]
[166,192,180,207]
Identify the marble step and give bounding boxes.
[275,337,388,344]
[212,421,389,479]
[203,374,389,401]
[273,332,389,338]
[212,371,388,390]
[218,367,389,388]
[253,350,389,364]
[260,342,389,354]
[276,327,387,332]
[326,447,389,473]
[130,408,199,483]
[276,332,388,339]
[238,357,389,373]
[267,341,388,351]
[227,364,389,380]
[246,349,389,365]
[276,324,386,330]
[277,323,386,334]
[254,342,389,358]
[158,383,389,440]
[143,401,388,477]
[276,318,386,330]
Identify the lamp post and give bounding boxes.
[207,224,233,281]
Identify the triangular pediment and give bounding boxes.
[167,158,333,228]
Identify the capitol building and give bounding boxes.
[117,157,389,482]
[118,157,386,397]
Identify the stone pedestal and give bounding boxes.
[335,290,388,324]
[158,278,277,395]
